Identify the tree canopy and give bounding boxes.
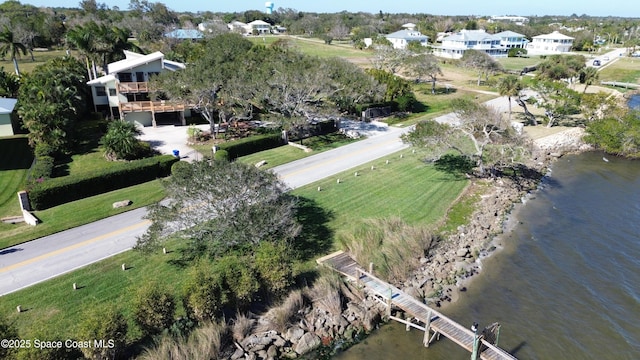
[403,98,530,176]
[151,33,383,136]
[136,160,301,259]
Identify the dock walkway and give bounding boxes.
[317,251,517,360]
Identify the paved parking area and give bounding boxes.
[137,124,209,162]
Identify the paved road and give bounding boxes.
[0,208,149,296]
[0,122,414,296]
[274,125,412,189]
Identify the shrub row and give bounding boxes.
[217,133,284,160]
[29,155,178,210]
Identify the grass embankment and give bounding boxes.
[0,147,469,344]
[0,136,33,220]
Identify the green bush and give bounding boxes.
[254,241,293,297]
[213,149,229,162]
[217,134,284,160]
[28,156,54,184]
[28,155,177,210]
[133,282,176,336]
[76,304,128,360]
[182,260,231,322]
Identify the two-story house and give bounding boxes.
[527,31,574,54]
[385,29,429,50]
[86,51,187,127]
[435,29,508,59]
[495,31,529,49]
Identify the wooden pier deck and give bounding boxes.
[317,251,517,360]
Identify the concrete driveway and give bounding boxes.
[137,124,209,162]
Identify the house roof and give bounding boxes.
[443,30,500,42]
[495,30,526,38]
[0,98,17,114]
[248,20,270,26]
[87,74,116,85]
[386,29,428,40]
[107,51,185,74]
[164,29,204,39]
[533,31,574,40]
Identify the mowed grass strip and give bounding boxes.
[237,145,309,170]
[0,237,188,342]
[0,180,166,250]
[292,148,469,233]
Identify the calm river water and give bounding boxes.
[336,151,640,360]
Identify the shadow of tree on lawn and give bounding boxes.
[292,196,334,262]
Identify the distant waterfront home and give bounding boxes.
[385,29,429,50]
[246,20,271,35]
[434,29,508,59]
[164,28,204,41]
[0,98,18,137]
[527,31,574,54]
[86,51,188,127]
[495,30,529,49]
[488,15,529,25]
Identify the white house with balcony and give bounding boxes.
[86,51,187,127]
[385,29,429,50]
[527,31,574,54]
[246,20,271,35]
[495,30,529,49]
[434,29,508,59]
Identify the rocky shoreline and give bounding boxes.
[223,128,592,359]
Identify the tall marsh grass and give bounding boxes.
[256,290,306,333]
[338,217,435,282]
[139,321,229,360]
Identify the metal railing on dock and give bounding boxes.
[317,251,517,360]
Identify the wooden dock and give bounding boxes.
[317,251,517,360]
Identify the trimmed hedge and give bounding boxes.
[29,155,178,210]
[217,133,284,160]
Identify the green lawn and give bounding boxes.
[598,57,640,85]
[0,235,189,344]
[247,35,371,60]
[0,180,166,250]
[0,136,33,219]
[1,147,470,346]
[496,56,544,72]
[0,49,70,75]
[237,145,310,169]
[292,148,469,233]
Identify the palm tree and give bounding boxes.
[101,120,142,160]
[580,66,599,93]
[66,23,98,80]
[67,22,142,80]
[0,26,28,76]
[497,75,522,121]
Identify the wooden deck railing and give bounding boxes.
[120,101,185,113]
[118,82,149,93]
